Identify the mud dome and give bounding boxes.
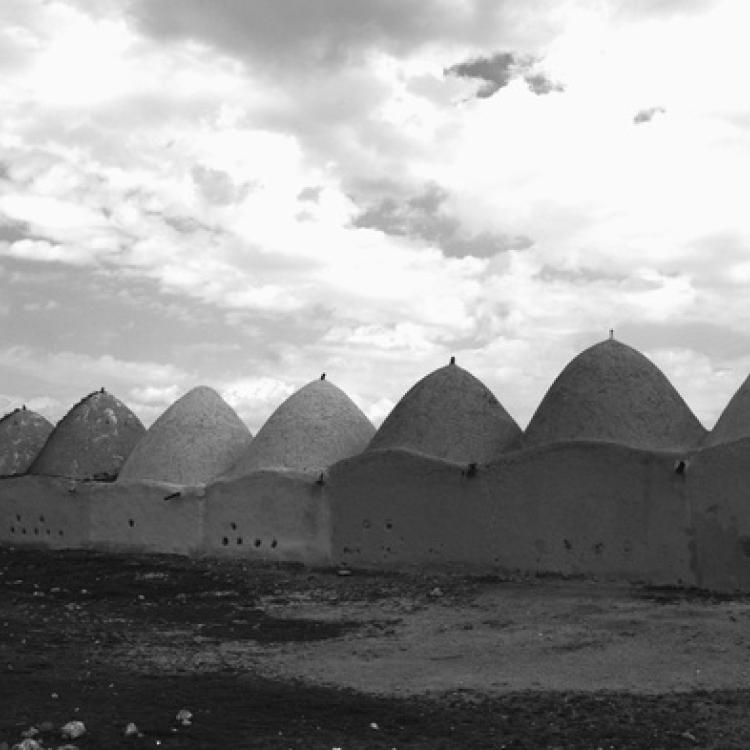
[118,386,251,486]
[28,390,145,481]
[0,408,53,476]
[8,337,750,593]
[223,378,374,478]
[523,338,706,451]
[704,373,750,447]
[366,360,521,462]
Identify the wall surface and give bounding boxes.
[0,476,91,548]
[687,438,750,591]
[203,470,331,565]
[328,443,695,585]
[89,482,205,554]
[3,439,750,591]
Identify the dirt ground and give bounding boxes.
[3,547,750,749]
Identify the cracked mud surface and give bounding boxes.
[3,547,750,748]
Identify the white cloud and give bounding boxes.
[0,0,748,431]
[0,345,189,392]
[129,384,182,406]
[220,376,296,433]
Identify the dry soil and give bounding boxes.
[2,547,750,749]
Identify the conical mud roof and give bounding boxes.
[118,385,252,485]
[29,389,145,480]
[367,360,522,462]
[523,338,706,451]
[704,374,750,447]
[224,377,375,478]
[0,407,54,476]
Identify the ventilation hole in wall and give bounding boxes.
[385,521,393,530]
[230,522,237,530]
[362,519,371,529]
[46,529,50,536]
[254,538,262,548]
[16,514,21,522]
[221,536,229,546]
[21,528,26,535]
[237,537,243,545]
[9,526,15,534]
[594,542,604,555]
[563,539,572,550]
[33,528,39,535]
[128,518,135,528]
[59,530,63,537]
[39,515,45,523]
[271,538,278,549]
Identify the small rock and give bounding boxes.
[369,722,379,730]
[60,721,85,740]
[20,729,38,739]
[681,730,698,743]
[337,569,352,577]
[11,740,42,750]
[124,722,139,737]
[175,709,192,726]
[429,587,444,598]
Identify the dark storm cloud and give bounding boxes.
[352,182,532,258]
[125,0,520,71]
[633,106,666,125]
[445,52,564,98]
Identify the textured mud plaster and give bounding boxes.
[0,475,91,548]
[481,442,693,584]
[204,470,331,564]
[523,339,706,451]
[224,379,374,478]
[688,438,750,590]
[118,386,251,485]
[88,482,204,554]
[329,449,485,566]
[366,362,521,462]
[704,373,750,447]
[329,443,694,585]
[0,408,54,476]
[29,390,145,480]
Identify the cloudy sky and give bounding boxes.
[1,0,749,432]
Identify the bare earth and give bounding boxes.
[2,547,750,749]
